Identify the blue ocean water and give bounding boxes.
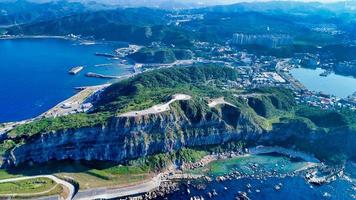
[0,38,130,123]
[160,156,355,200]
[161,176,354,200]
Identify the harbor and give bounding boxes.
[0,38,129,123]
[40,84,110,118]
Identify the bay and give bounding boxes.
[0,38,129,123]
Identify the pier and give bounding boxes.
[94,63,113,67]
[95,52,116,58]
[85,72,121,79]
[40,84,110,118]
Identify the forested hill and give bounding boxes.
[2,65,356,165]
[5,8,193,47]
[0,0,87,26]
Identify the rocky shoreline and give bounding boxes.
[118,146,346,200]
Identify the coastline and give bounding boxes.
[0,83,111,135]
[0,36,134,132]
[0,145,338,200]
[0,35,130,46]
[114,146,325,199]
[0,35,71,40]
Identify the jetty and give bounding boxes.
[95,52,116,58]
[69,66,84,75]
[85,72,120,79]
[94,63,113,67]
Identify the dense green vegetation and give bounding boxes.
[0,148,207,189]
[173,49,193,60]
[296,106,347,128]
[8,112,111,138]
[5,8,193,48]
[128,47,193,64]
[1,65,355,165]
[128,47,177,64]
[0,0,86,26]
[96,64,239,113]
[6,65,238,139]
[5,2,354,49]
[130,148,207,171]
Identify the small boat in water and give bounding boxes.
[69,66,84,75]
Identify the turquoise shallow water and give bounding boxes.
[207,154,309,176]
[169,155,355,200]
[0,38,129,123]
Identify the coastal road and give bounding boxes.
[0,175,75,200]
[74,174,161,200]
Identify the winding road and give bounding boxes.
[0,173,162,200]
[73,174,161,200]
[120,94,191,117]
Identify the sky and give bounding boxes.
[0,0,349,5]
[5,0,347,3]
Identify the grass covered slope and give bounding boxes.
[8,112,111,138]
[127,47,193,64]
[0,177,62,198]
[96,64,239,113]
[7,64,239,139]
[0,148,207,189]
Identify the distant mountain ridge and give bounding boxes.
[0,0,88,26]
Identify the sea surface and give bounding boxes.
[290,67,356,98]
[0,38,130,123]
[160,155,355,200]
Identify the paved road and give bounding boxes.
[74,174,161,200]
[120,94,191,117]
[208,97,236,108]
[0,175,75,200]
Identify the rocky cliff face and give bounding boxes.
[5,101,261,166]
[4,100,355,166]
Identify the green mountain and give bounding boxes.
[0,0,87,26]
[1,65,355,167]
[127,48,193,64]
[4,2,356,46]
[5,8,193,47]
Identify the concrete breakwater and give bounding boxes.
[85,72,120,79]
